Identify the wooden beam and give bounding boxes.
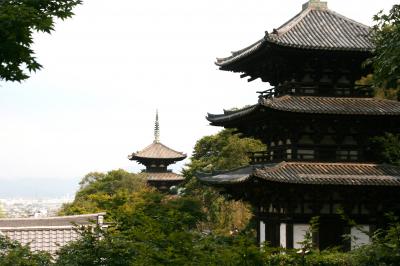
[248,76,258,82]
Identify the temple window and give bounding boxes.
[327,126,335,133]
[336,150,358,160]
[298,135,314,145]
[342,136,357,145]
[320,204,330,214]
[320,135,335,145]
[304,126,313,133]
[301,74,313,83]
[298,149,315,160]
[286,149,292,159]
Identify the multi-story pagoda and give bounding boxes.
[199,0,400,251]
[129,111,186,191]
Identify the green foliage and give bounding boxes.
[0,235,51,266]
[369,4,400,89]
[185,129,265,176]
[351,214,400,266]
[55,165,266,265]
[0,0,82,81]
[56,190,264,265]
[183,129,265,235]
[58,169,148,215]
[370,133,400,165]
[357,74,399,100]
[262,249,354,266]
[55,166,400,265]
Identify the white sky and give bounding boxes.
[0,0,397,187]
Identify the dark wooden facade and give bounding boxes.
[200,0,400,251]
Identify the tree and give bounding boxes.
[0,0,82,82]
[370,133,400,165]
[56,190,264,266]
[0,235,51,266]
[56,165,265,265]
[185,129,265,176]
[369,4,400,90]
[183,129,265,235]
[58,169,149,215]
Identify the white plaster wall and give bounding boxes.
[259,221,265,245]
[351,225,370,250]
[293,224,310,249]
[280,223,286,248]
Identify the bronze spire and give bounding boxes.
[154,110,160,143]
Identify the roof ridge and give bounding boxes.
[274,7,370,41]
[0,212,105,221]
[284,161,380,166]
[325,8,370,30]
[282,95,400,102]
[156,141,186,156]
[257,161,288,174]
[274,7,312,37]
[131,141,186,160]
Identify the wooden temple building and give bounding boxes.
[199,0,400,251]
[128,111,186,191]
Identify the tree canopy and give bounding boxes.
[59,169,148,215]
[183,129,265,235]
[369,4,400,90]
[0,0,81,81]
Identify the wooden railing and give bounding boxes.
[247,147,362,164]
[256,83,374,100]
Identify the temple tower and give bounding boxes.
[199,1,400,251]
[129,111,186,191]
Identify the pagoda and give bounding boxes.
[129,111,186,191]
[199,0,400,251]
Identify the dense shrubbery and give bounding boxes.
[0,235,51,266]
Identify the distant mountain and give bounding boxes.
[0,178,79,198]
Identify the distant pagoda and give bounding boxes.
[128,111,186,191]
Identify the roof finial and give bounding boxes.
[154,109,160,143]
[302,0,328,11]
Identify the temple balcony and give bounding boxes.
[257,83,374,100]
[247,146,363,164]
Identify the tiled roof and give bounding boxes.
[145,171,184,181]
[263,96,400,115]
[197,166,254,184]
[129,142,186,160]
[0,213,106,254]
[254,162,400,186]
[198,162,400,186]
[0,213,104,228]
[216,1,373,67]
[207,96,400,124]
[207,105,259,124]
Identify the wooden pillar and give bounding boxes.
[286,222,294,249]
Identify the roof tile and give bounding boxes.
[217,5,373,67]
[129,142,186,160]
[198,162,400,187]
[207,96,400,124]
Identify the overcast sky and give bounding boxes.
[0,0,397,196]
